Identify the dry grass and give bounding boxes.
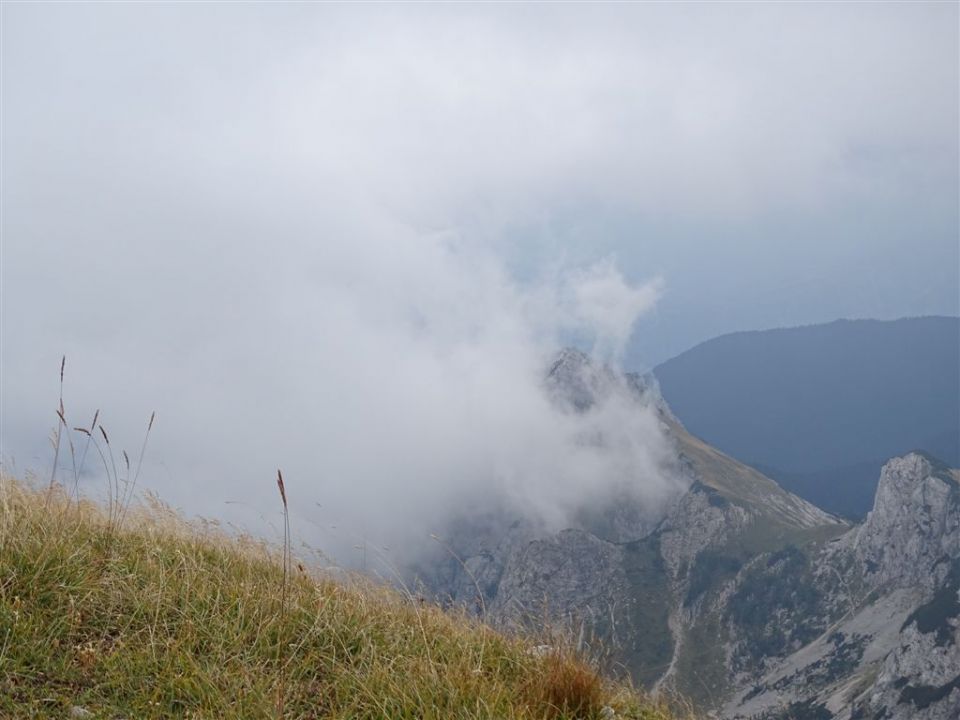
[43,356,156,536]
[0,475,680,720]
[524,650,606,716]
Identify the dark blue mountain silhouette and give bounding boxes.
[654,316,960,518]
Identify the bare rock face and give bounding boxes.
[479,451,960,720]
[434,449,959,719]
[725,454,960,720]
[424,509,537,610]
[490,528,627,632]
[852,453,960,591]
[545,347,623,412]
[866,617,960,720]
[658,483,751,580]
[848,551,960,720]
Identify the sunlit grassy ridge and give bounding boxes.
[0,476,679,720]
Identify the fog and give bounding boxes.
[7,243,681,563]
[1,3,956,561]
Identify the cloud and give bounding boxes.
[564,261,664,362]
[4,3,956,223]
[1,2,956,561]
[2,198,676,564]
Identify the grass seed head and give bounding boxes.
[276,469,287,508]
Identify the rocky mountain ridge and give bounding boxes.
[420,350,959,719]
[724,453,960,720]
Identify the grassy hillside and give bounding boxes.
[0,476,678,720]
[668,420,847,547]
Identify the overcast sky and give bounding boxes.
[2,3,957,558]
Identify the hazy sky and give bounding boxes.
[2,3,957,558]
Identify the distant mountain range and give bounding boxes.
[653,316,960,518]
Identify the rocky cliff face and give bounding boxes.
[724,454,960,720]
[851,454,960,591]
[420,351,959,719]
[491,528,629,633]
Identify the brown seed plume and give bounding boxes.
[276,469,287,508]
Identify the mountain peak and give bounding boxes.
[548,346,592,372]
[545,347,619,412]
[853,452,960,589]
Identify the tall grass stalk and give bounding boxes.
[98,426,121,527]
[48,356,156,534]
[275,469,290,719]
[117,411,155,530]
[76,408,99,477]
[45,356,66,505]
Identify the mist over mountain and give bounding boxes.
[3,4,959,718]
[426,348,960,719]
[653,316,960,518]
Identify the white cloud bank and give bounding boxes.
[1,2,955,560]
[8,235,677,563]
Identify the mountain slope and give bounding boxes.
[484,451,960,718]
[668,420,840,541]
[426,350,848,710]
[427,351,959,718]
[653,316,960,518]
